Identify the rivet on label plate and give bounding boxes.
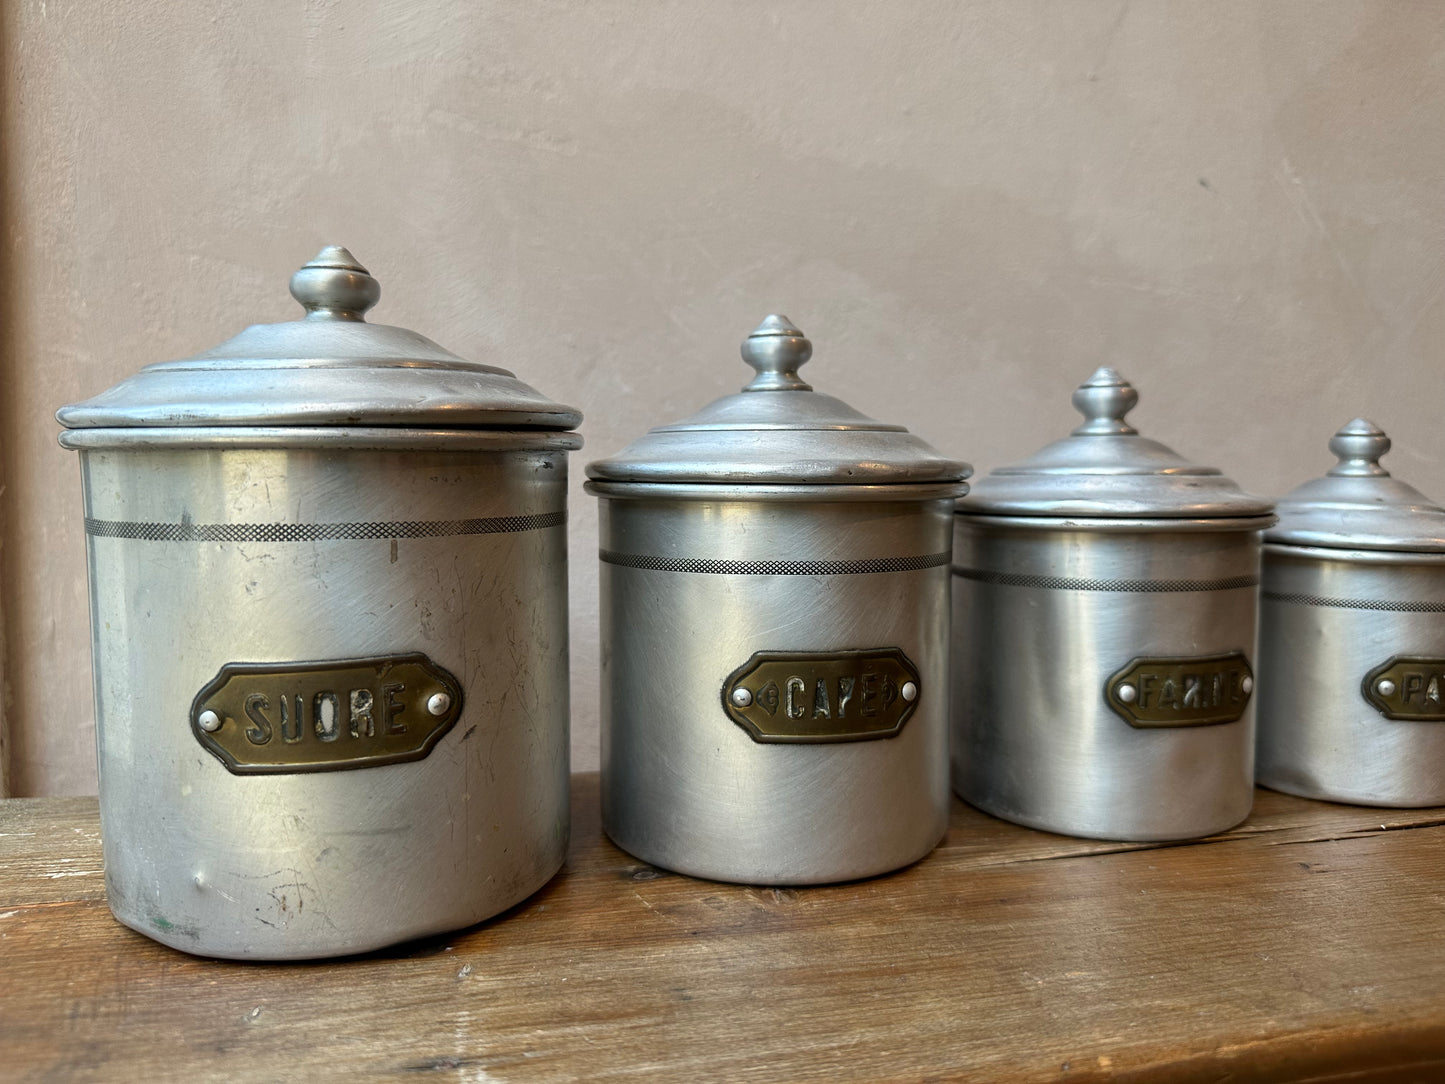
[197,709,222,732]
[1117,683,1138,704]
[1241,676,1254,694]
[1377,678,1397,697]
[900,682,918,703]
[427,692,452,717]
[730,687,754,708]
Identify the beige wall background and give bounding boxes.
[2,1,1442,796]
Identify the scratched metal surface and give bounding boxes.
[72,445,572,959]
[5,776,1445,1082]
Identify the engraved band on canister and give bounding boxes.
[87,511,566,542]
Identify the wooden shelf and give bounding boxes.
[4,773,1445,1081]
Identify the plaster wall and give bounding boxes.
[2,1,1442,795]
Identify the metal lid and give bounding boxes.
[585,315,971,487]
[1267,419,1445,552]
[960,367,1273,520]
[57,246,582,432]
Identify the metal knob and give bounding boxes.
[1071,367,1140,436]
[289,246,381,322]
[1327,418,1392,477]
[741,314,813,392]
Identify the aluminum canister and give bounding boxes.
[952,368,1276,841]
[585,316,971,883]
[1256,420,1445,806]
[57,247,582,959]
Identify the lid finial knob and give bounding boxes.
[1071,367,1140,436]
[289,246,381,322]
[740,315,813,392]
[1327,418,1391,477]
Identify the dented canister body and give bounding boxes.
[1256,421,1445,806]
[952,369,1275,841]
[58,249,581,959]
[586,317,971,884]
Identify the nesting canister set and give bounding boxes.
[56,248,1445,959]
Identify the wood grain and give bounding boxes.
[4,777,1445,1082]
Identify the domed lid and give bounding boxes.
[961,367,1273,519]
[1267,419,1445,552]
[585,315,970,486]
[57,247,581,432]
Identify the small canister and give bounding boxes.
[57,247,582,959]
[585,316,971,883]
[953,368,1276,841]
[1257,420,1445,806]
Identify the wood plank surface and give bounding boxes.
[4,776,1445,1082]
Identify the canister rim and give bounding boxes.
[955,512,1278,533]
[585,480,969,502]
[1263,540,1445,563]
[58,426,584,452]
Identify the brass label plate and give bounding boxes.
[721,648,921,744]
[1105,651,1253,728]
[1362,657,1445,721]
[191,653,463,774]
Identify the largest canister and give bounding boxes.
[56,247,582,959]
[586,316,971,883]
[952,368,1275,841]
